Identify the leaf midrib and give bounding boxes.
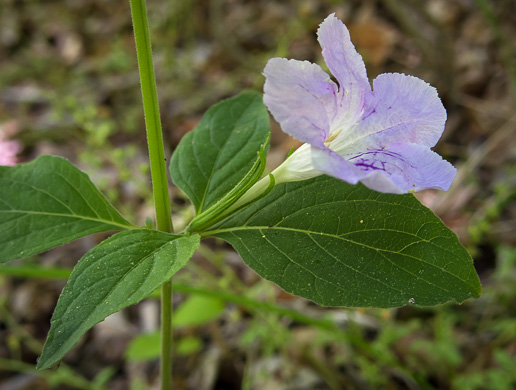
[204,225,473,288]
[229,230,397,302]
[0,209,134,230]
[42,234,175,369]
[238,193,423,228]
[196,97,256,213]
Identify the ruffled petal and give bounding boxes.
[264,14,456,195]
[263,58,339,147]
[312,143,456,193]
[317,13,370,130]
[348,143,456,193]
[339,74,447,153]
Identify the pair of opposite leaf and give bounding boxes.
[4,13,466,372]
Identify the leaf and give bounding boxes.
[37,230,200,370]
[174,294,225,328]
[0,155,133,263]
[126,333,202,362]
[170,91,270,214]
[206,176,481,308]
[125,332,161,362]
[177,336,203,356]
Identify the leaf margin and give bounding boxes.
[202,176,481,308]
[0,155,134,263]
[37,230,200,370]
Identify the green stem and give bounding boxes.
[129,0,172,233]
[161,279,173,388]
[129,0,174,388]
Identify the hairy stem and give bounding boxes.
[129,0,174,388]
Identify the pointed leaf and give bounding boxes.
[37,230,200,370]
[206,176,481,308]
[0,155,133,263]
[170,91,270,214]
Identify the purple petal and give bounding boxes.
[311,146,363,184]
[317,13,371,129]
[263,58,338,147]
[357,73,447,148]
[312,143,456,193]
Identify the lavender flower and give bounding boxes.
[263,14,456,194]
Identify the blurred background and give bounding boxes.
[1,0,515,389]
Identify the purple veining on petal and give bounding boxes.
[361,108,377,121]
[353,159,388,172]
[345,143,456,192]
[348,149,415,168]
[348,149,417,182]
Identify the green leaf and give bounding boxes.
[125,332,161,362]
[170,91,270,214]
[126,333,202,362]
[0,155,133,263]
[174,294,225,328]
[205,176,481,308]
[177,336,203,356]
[37,230,200,370]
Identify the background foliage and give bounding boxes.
[0,0,515,389]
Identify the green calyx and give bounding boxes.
[186,137,271,233]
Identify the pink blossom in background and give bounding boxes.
[0,121,22,166]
